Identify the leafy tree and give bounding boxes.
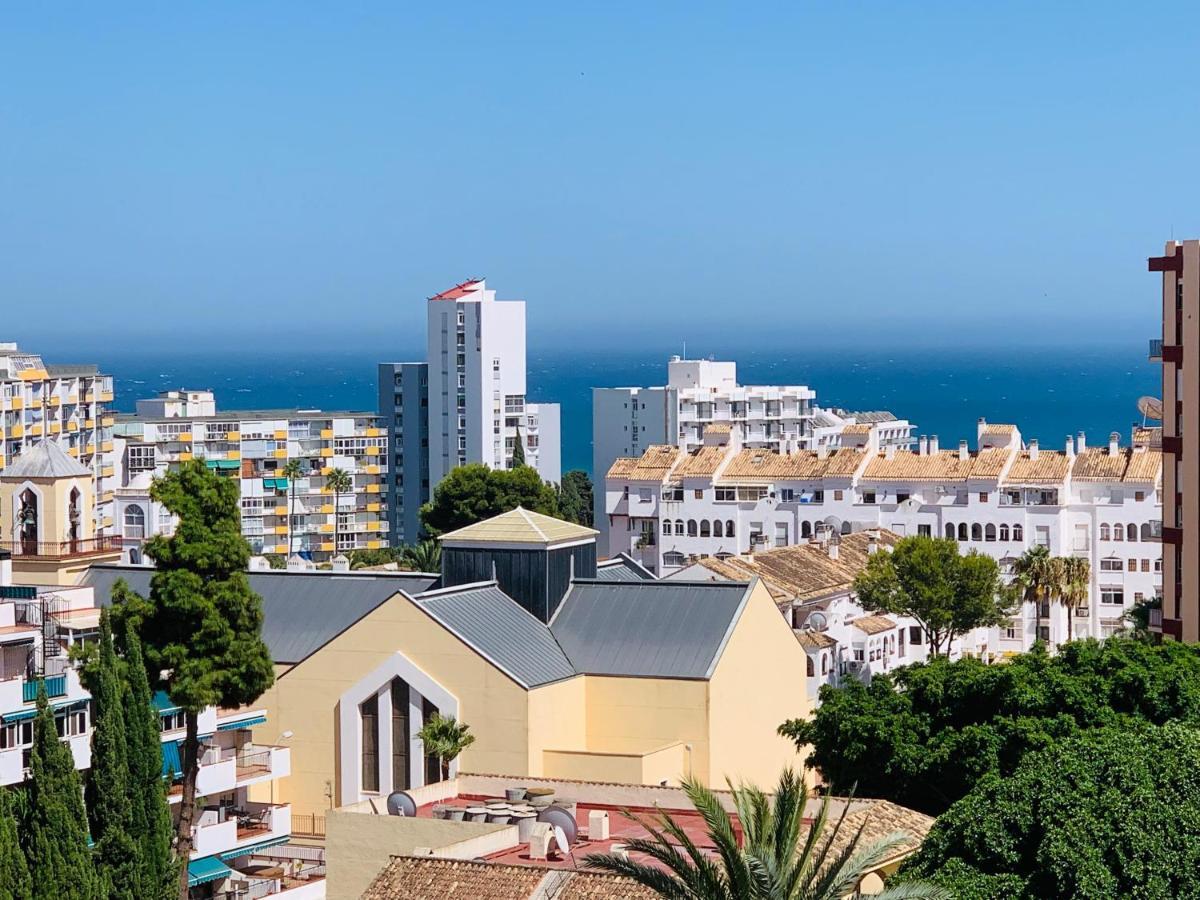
[26,688,100,900]
[109,460,274,900]
[416,713,475,781]
[511,426,526,466]
[557,470,594,526]
[281,458,305,557]
[853,535,1012,655]
[0,788,30,900]
[779,637,1200,815]
[1125,594,1160,641]
[82,611,138,899]
[901,723,1200,899]
[120,621,176,899]
[348,547,406,569]
[325,467,353,558]
[419,463,560,536]
[402,539,441,573]
[587,770,948,899]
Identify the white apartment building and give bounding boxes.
[114,393,387,562]
[0,343,116,537]
[605,419,1162,652]
[592,356,912,511]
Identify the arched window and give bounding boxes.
[1141,523,1153,541]
[726,520,735,538]
[662,520,672,535]
[1127,523,1138,542]
[806,656,815,677]
[999,524,1010,542]
[675,520,684,535]
[123,504,146,540]
[713,520,724,538]
[957,523,968,541]
[1013,524,1024,542]
[801,520,812,538]
[971,523,983,542]
[687,520,698,537]
[821,654,829,675]
[1113,524,1124,542]
[985,524,996,542]
[663,551,685,567]
[1099,523,1110,541]
[945,523,956,540]
[700,520,711,537]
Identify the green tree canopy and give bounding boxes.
[853,535,1012,655]
[779,637,1200,815]
[902,723,1200,899]
[0,788,31,900]
[557,470,594,526]
[416,713,475,781]
[419,463,559,535]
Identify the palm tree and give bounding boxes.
[1060,555,1091,640]
[416,713,475,781]
[1013,545,1064,649]
[587,770,947,899]
[401,539,441,573]
[325,467,353,560]
[281,459,304,558]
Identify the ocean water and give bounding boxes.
[97,345,1160,479]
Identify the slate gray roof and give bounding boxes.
[594,554,656,582]
[82,565,440,664]
[2,441,92,479]
[550,580,753,679]
[414,582,576,688]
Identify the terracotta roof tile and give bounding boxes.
[704,422,732,434]
[625,445,682,482]
[1070,447,1129,481]
[1003,450,1070,484]
[555,872,660,900]
[817,800,935,866]
[841,423,872,435]
[981,423,1016,435]
[850,614,897,635]
[823,448,868,477]
[719,449,830,482]
[673,445,730,478]
[794,629,838,649]
[361,857,546,899]
[862,450,976,482]
[969,447,1014,479]
[605,458,639,479]
[1123,449,1162,483]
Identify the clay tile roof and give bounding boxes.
[823,447,868,477]
[361,857,546,899]
[673,445,730,478]
[626,445,682,482]
[1003,450,1070,484]
[794,629,838,649]
[982,423,1016,435]
[605,458,639,479]
[841,423,872,435]
[850,614,897,635]
[429,279,484,301]
[1123,449,1162,483]
[1132,427,1162,448]
[439,507,597,545]
[720,449,830,482]
[704,422,732,434]
[818,800,935,865]
[1071,447,1129,481]
[970,447,1014,479]
[862,450,975,482]
[555,873,660,900]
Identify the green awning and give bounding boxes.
[2,699,86,723]
[218,835,290,860]
[161,740,182,779]
[217,715,266,731]
[205,459,239,470]
[152,690,180,713]
[187,856,233,886]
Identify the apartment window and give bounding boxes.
[361,694,380,792]
[1112,525,1124,542]
[779,489,795,502]
[1100,588,1125,606]
[1128,558,1137,572]
[1135,491,1146,502]
[715,487,736,502]
[909,626,923,645]
[1004,620,1017,640]
[663,486,684,502]
[861,491,876,505]
[391,678,409,791]
[737,486,767,501]
[854,649,864,662]
[160,711,185,732]
[638,488,652,502]
[1141,559,1151,573]
[979,492,989,503]
[694,489,704,500]
[127,444,156,471]
[774,522,788,548]
[123,504,146,540]
[834,490,844,501]
[918,524,932,538]
[1100,558,1123,572]
[663,552,685,567]
[896,492,910,504]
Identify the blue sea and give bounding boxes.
[93,344,1160,479]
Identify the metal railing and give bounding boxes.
[290,813,326,839]
[0,536,121,558]
[1149,339,1163,361]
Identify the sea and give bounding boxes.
[94,344,1160,479]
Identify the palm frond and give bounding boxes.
[584,852,697,900]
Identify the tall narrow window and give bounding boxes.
[423,698,441,785]
[361,694,380,792]
[391,678,409,791]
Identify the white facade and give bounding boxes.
[422,279,561,486]
[606,419,1163,652]
[135,389,217,419]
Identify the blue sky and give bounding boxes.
[2,2,1198,353]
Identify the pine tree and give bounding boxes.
[83,610,139,900]
[26,688,100,900]
[121,621,176,900]
[511,426,526,466]
[110,460,274,900]
[0,787,31,900]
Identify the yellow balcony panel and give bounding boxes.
[49,396,61,407]
[319,524,334,534]
[367,540,382,550]
[366,484,381,494]
[367,502,380,513]
[273,429,288,440]
[320,466,332,476]
[0,458,5,470]
[320,504,333,514]
[320,541,334,552]
[320,428,333,439]
[179,452,193,461]
[101,416,115,427]
[320,448,333,458]
[101,466,115,478]
[66,395,78,404]
[9,424,22,438]
[366,446,380,456]
[319,486,331,495]
[274,525,288,535]
[365,464,380,475]
[366,427,381,438]
[101,516,113,528]
[272,506,288,516]
[84,419,94,429]
[9,397,23,410]
[273,449,288,459]
[67,447,79,457]
[29,424,42,437]
[228,430,240,440]
[101,441,113,453]
[178,432,192,442]
[100,391,114,402]
[225,450,241,460]
[49,423,61,435]
[67,421,78,432]
[18,369,49,381]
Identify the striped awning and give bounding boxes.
[187,856,233,886]
[161,740,183,779]
[2,698,87,723]
[216,715,266,731]
[152,690,180,714]
[218,835,290,860]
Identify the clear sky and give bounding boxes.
[3,2,1198,353]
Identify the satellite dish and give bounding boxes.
[537,806,578,846]
[386,791,417,817]
[806,611,829,633]
[553,825,571,857]
[1138,396,1163,421]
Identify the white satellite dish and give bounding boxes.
[806,611,829,633]
[1138,396,1163,421]
[552,824,575,867]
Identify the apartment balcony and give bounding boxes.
[0,536,121,560]
[192,802,291,859]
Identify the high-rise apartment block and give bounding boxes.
[1150,241,1199,640]
[114,391,387,562]
[0,343,116,539]
[379,280,561,546]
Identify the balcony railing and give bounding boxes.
[1150,339,1163,361]
[23,674,66,702]
[0,536,121,558]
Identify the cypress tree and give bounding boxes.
[26,688,100,900]
[121,620,176,900]
[83,610,138,900]
[0,787,31,900]
[110,460,274,900]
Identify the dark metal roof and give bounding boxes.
[594,554,656,583]
[550,580,753,679]
[415,583,575,688]
[82,565,440,664]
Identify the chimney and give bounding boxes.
[1028,439,1039,461]
[817,444,829,460]
[0,551,10,587]
[1077,431,1086,452]
[958,440,969,461]
[885,444,896,460]
[827,534,840,561]
[1066,435,1075,459]
[1108,432,1120,456]
[929,435,939,454]
[918,435,928,456]
[867,531,880,555]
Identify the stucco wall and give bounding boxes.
[526,675,587,776]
